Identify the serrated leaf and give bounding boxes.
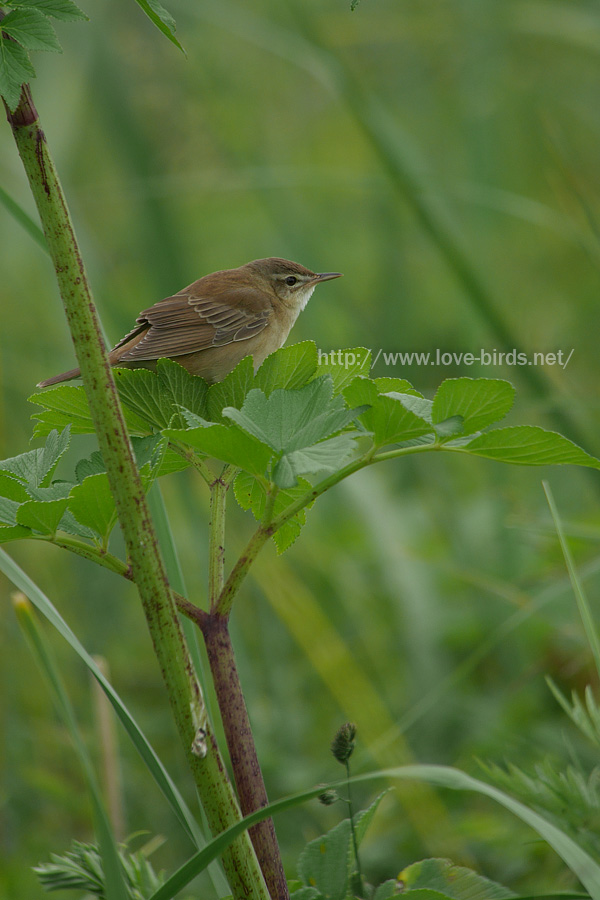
[133,0,183,52]
[223,378,361,454]
[399,858,515,899]
[0,496,20,526]
[0,426,70,488]
[273,433,358,489]
[344,378,433,447]
[297,819,351,900]
[30,384,150,436]
[373,376,423,397]
[387,392,433,423]
[26,481,73,501]
[68,474,117,540]
[314,347,372,394]
[1,8,61,51]
[16,498,68,534]
[234,472,311,553]
[206,356,255,423]
[0,473,29,502]
[165,422,272,477]
[0,524,31,542]
[464,426,600,468]
[10,0,88,21]
[432,378,515,436]
[112,367,176,430]
[254,341,318,395]
[0,35,35,110]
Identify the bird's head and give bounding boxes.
[246,257,342,310]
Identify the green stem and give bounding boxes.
[6,85,268,900]
[208,466,233,611]
[345,759,364,897]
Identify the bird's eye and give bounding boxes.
[285,276,298,286]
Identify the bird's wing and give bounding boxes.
[112,288,273,362]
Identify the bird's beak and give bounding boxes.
[313,272,343,283]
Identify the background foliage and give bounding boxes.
[2,0,600,896]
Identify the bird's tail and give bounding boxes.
[37,367,82,389]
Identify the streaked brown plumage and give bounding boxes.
[38,258,342,388]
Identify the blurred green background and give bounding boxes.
[2,0,600,895]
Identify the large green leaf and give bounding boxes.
[223,378,360,453]
[9,0,87,22]
[344,378,433,447]
[0,426,70,487]
[68,474,118,540]
[113,360,208,431]
[206,355,255,422]
[0,474,29,502]
[314,347,372,394]
[1,7,61,52]
[16,498,68,535]
[254,341,318,395]
[463,426,600,468]
[30,384,150,436]
[0,33,35,111]
[165,421,272,477]
[273,433,358,490]
[432,378,515,436]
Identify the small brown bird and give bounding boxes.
[38,257,342,388]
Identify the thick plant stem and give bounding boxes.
[6,86,269,900]
[206,472,289,899]
[201,613,289,900]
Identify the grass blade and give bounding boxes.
[148,765,600,900]
[13,593,130,900]
[0,184,49,254]
[0,547,204,848]
[543,481,600,680]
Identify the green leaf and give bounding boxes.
[0,496,20,526]
[274,433,358,490]
[0,473,29,502]
[68,474,117,540]
[1,8,61,51]
[354,790,390,847]
[113,361,208,431]
[132,0,184,52]
[373,881,398,900]
[234,472,312,553]
[374,376,422,397]
[432,378,515,436]
[297,819,351,900]
[30,384,150,436]
[314,347,372,394]
[206,355,255,422]
[0,426,70,487]
[344,378,433,447]
[399,858,515,898]
[165,421,272,477]
[0,524,31,542]
[255,341,318,395]
[16,498,68,535]
[9,0,88,21]
[224,378,361,453]
[463,427,600,468]
[0,35,35,111]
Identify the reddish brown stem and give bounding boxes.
[201,613,289,900]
